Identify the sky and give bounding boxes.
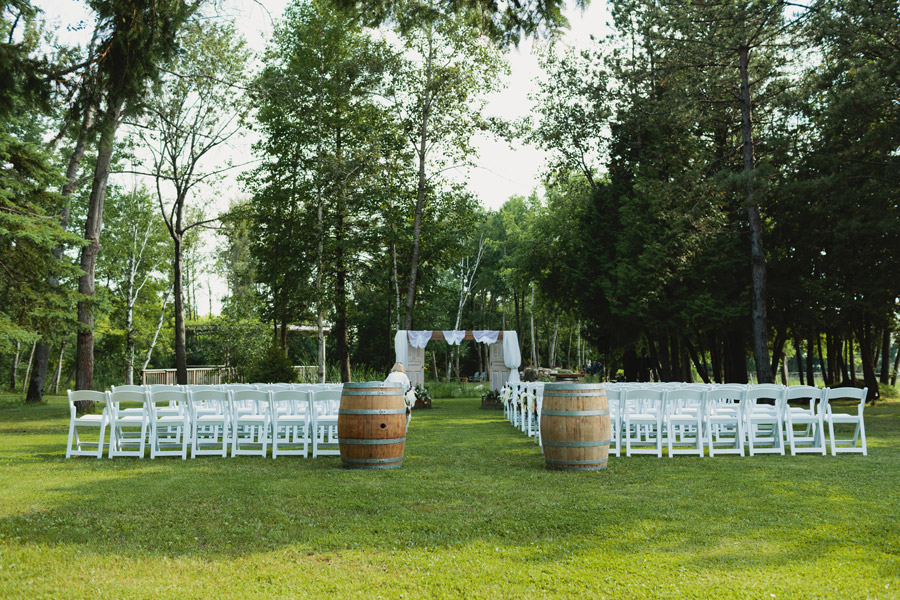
[39,0,612,313]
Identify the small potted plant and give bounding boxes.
[412,384,432,409]
[481,388,503,410]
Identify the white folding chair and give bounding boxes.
[664,389,705,457]
[705,387,745,457]
[229,390,270,457]
[823,387,868,456]
[744,385,786,456]
[65,390,110,458]
[310,390,341,458]
[148,390,190,459]
[270,390,311,458]
[605,388,622,457]
[108,389,150,458]
[189,390,229,458]
[623,388,666,457]
[783,385,826,455]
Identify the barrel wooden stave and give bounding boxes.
[338,383,406,469]
[540,384,610,471]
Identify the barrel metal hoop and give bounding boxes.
[342,382,404,389]
[339,408,407,415]
[339,437,406,445]
[546,465,607,471]
[342,463,402,470]
[544,391,607,397]
[546,458,609,466]
[341,456,403,464]
[541,409,610,416]
[542,440,611,447]
[341,390,403,396]
[544,384,606,390]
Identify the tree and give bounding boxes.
[248,0,401,382]
[73,0,199,396]
[395,11,507,329]
[1,2,81,400]
[133,20,249,385]
[96,184,170,384]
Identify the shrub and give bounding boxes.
[246,345,298,384]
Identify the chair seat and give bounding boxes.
[75,414,106,425]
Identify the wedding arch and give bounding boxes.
[393,330,521,392]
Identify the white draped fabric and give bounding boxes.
[394,330,408,367]
[442,330,466,345]
[472,330,499,345]
[407,330,433,349]
[503,330,521,383]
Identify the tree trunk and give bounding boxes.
[10,340,20,390]
[173,232,188,385]
[515,291,523,359]
[820,333,831,385]
[685,338,710,383]
[739,43,772,384]
[529,286,537,367]
[709,332,723,383]
[769,329,786,379]
[22,341,36,395]
[335,213,351,383]
[25,343,50,403]
[795,337,805,386]
[806,334,815,386]
[892,334,900,386]
[141,292,169,374]
[402,29,435,331]
[76,100,122,403]
[880,326,891,385]
[53,340,67,395]
[847,337,856,385]
[856,319,879,402]
[549,313,559,368]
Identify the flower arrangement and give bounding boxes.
[412,384,432,409]
[481,388,504,410]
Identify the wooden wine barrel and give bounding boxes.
[338,382,407,470]
[540,383,610,471]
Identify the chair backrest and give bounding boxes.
[623,388,665,415]
[824,386,867,410]
[67,390,108,410]
[189,389,228,414]
[110,385,146,393]
[784,385,823,402]
[311,390,341,419]
[664,389,704,414]
[271,390,310,418]
[224,384,257,392]
[230,389,269,413]
[107,389,149,416]
[257,383,293,392]
[149,384,184,392]
[149,390,188,417]
[188,385,222,393]
[743,385,786,416]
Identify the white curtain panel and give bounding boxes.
[503,330,521,383]
[407,330,433,349]
[394,330,409,367]
[472,330,499,345]
[442,330,466,345]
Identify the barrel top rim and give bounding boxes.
[342,381,404,389]
[544,383,606,390]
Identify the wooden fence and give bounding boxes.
[142,366,318,385]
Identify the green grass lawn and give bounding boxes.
[1,395,898,599]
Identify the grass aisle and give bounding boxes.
[0,395,898,599]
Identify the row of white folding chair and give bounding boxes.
[66,388,343,459]
[609,385,867,457]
